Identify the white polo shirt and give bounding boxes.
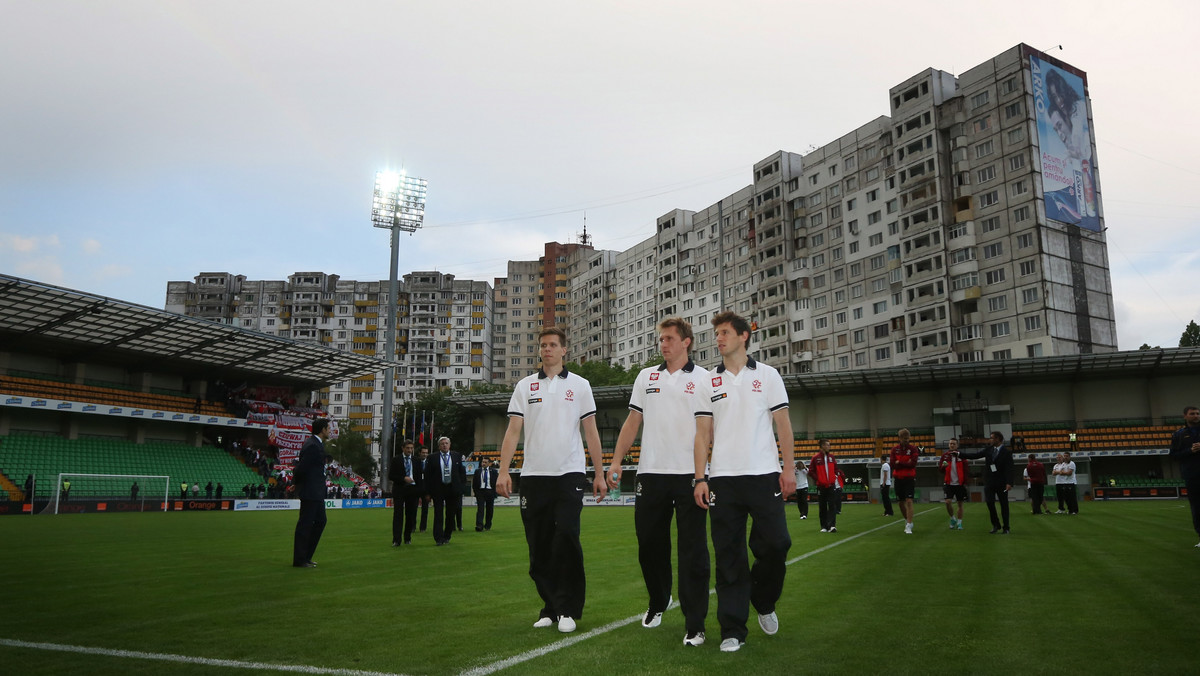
[507,368,597,476]
[628,360,709,475]
[1056,460,1077,485]
[795,465,809,489]
[694,356,790,478]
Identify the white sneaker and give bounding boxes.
[683,630,705,647]
[533,616,555,628]
[558,616,576,633]
[800,515,807,519]
[949,518,957,529]
[757,611,779,635]
[820,528,829,533]
[829,526,837,533]
[1056,509,1065,514]
[904,523,913,534]
[642,608,663,628]
[1195,541,1200,548]
[719,638,743,652]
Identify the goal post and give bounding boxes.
[48,473,170,514]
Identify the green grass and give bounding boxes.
[1,501,1197,675]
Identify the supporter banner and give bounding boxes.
[1095,486,1180,499]
[0,394,260,429]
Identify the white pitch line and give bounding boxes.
[465,507,938,675]
[0,638,409,676]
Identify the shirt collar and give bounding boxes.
[537,367,570,379]
[657,359,696,373]
[715,356,756,373]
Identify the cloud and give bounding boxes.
[95,263,132,281]
[14,256,64,285]
[82,238,102,255]
[1,233,60,254]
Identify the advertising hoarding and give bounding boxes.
[1030,55,1100,231]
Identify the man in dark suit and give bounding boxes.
[424,436,466,545]
[473,456,499,531]
[293,417,332,567]
[389,440,421,546]
[959,430,1014,534]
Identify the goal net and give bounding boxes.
[45,473,170,514]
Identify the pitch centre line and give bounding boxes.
[0,638,409,676]
[464,507,938,675]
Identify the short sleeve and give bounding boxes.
[628,369,647,412]
[693,374,713,418]
[577,379,597,419]
[766,369,789,411]
[507,381,526,418]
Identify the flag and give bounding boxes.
[429,411,436,446]
[418,410,427,446]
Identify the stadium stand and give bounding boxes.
[0,374,227,416]
[0,435,263,500]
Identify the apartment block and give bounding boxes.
[166,270,493,449]
[531,44,1114,375]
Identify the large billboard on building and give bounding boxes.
[1030,55,1099,231]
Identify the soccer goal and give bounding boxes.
[46,473,170,514]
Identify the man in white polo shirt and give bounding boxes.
[496,327,607,634]
[609,317,710,648]
[692,311,795,653]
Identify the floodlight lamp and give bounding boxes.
[375,171,401,193]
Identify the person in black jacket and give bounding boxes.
[959,431,1014,534]
[424,436,467,545]
[292,418,332,567]
[1169,405,1200,548]
[473,456,499,531]
[389,440,422,546]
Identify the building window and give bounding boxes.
[873,300,887,314]
[1013,206,1031,223]
[975,140,995,159]
[1008,127,1026,144]
[992,349,1012,360]
[1019,260,1036,276]
[983,242,1004,259]
[990,322,1011,338]
[1004,102,1022,119]
[1017,233,1034,249]
[985,268,1007,285]
[979,190,999,208]
[875,346,891,361]
[988,295,1008,312]
[977,165,997,183]
[970,91,990,109]
[1024,315,1042,331]
[1022,287,1040,304]
[1010,180,1028,197]
[981,216,1002,233]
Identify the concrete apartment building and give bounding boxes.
[491,241,592,386]
[524,43,1113,376]
[165,270,492,448]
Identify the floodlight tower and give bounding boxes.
[372,169,427,491]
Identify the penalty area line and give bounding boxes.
[0,638,408,676]
[466,507,937,675]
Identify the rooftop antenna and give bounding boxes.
[579,213,592,247]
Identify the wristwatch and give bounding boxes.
[691,477,708,488]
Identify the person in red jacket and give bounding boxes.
[809,440,840,533]
[939,438,968,530]
[1024,454,1050,515]
[889,429,920,534]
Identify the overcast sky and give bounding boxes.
[2,0,1197,350]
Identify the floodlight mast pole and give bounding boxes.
[381,224,401,492]
[373,170,427,495]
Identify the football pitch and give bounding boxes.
[1,500,1195,675]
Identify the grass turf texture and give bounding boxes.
[1,501,1195,675]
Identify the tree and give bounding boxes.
[1180,320,1200,348]
[326,420,377,482]
[1139,343,1159,350]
